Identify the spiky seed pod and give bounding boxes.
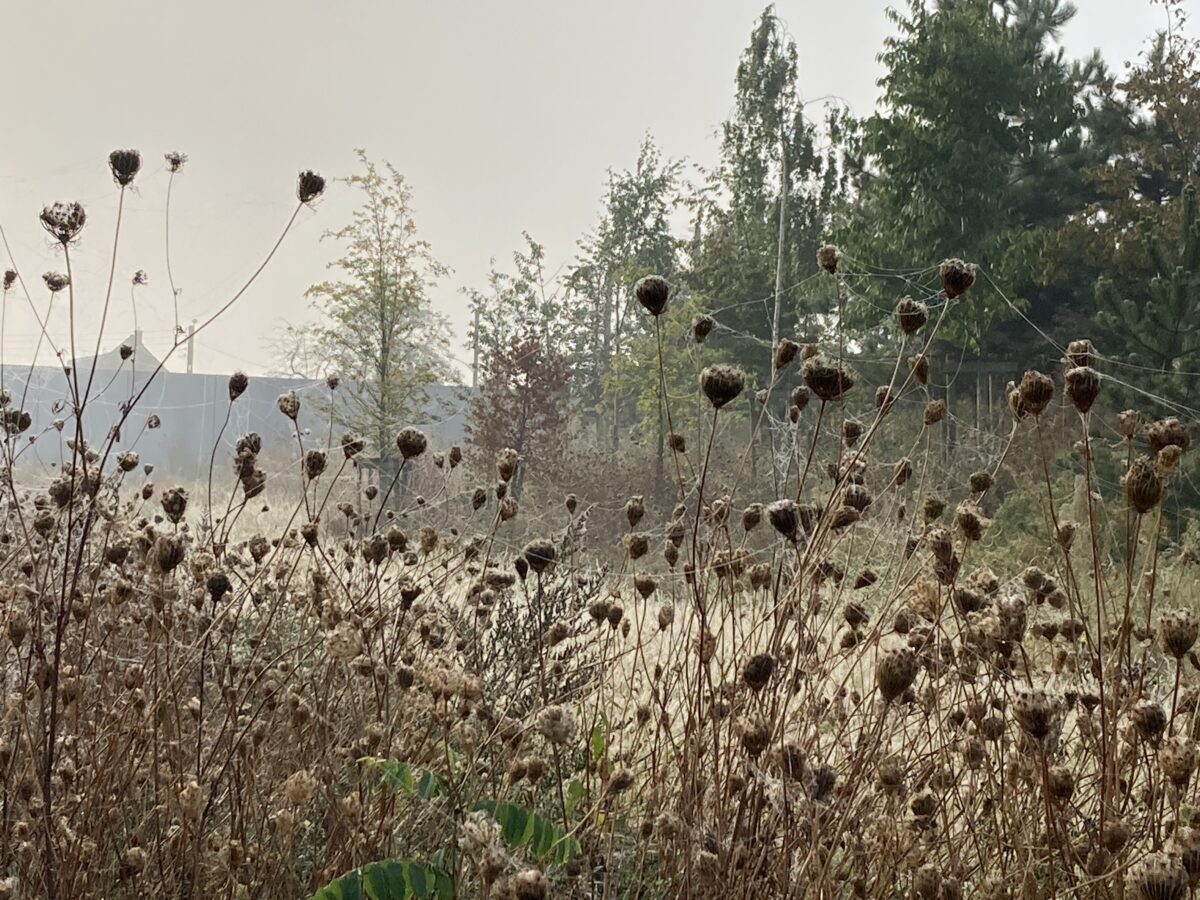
[1161,609,1200,659]
[1147,417,1191,455]
[802,356,856,401]
[742,654,775,692]
[908,354,930,385]
[741,503,763,531]
[939,258,976,299]
[774,338,800,371]
[895,296,929,335]
[40,202,87,245]
[1124,456,1164,514]
[523,539,555,575]
[624,495,645,528]
[277,390,300,420]
[1132,700,1168,742]
[699,364,745,409]
[634,275,670,316]
[395,427,427,460]
[297,170,326,203]
[1064,366,1101,413]
[691,313,715,343]
[1066,338,1096,368]
[1128,852,1189,900]
[766,499,800,541]
[1018,370,1055,416]
[633,572,657,599]
[876,647,919,703]
[1012,687,1056,741]
[817,244,840,274]
[108,149,142,186]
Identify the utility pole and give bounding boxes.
[186,321,196,374]
[471,306,480,389]
[771,127,789,367]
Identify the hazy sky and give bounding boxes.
[0,0,1189,378]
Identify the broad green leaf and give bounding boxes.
[589,723,607,762]
[310,858,452,900]
[565,778,586,817]
[362,757,447,801]
[475,799,581,865]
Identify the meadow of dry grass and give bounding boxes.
[3,155,1200,900]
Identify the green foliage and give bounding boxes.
[303,149,453,457]
[362,757,448,801]
[310,859,453,900]
[839,0,1100,353]
[474,800,582,865]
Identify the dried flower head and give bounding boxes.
[634,275,670,316]
[766,499,801,541]
[108,149,142,186]
[1018,370,1055,416]
[297,170,326,203]
[774,338,800,371]
[1065,366,1101,414]
[40,202,86,244]
[699,364,745,409]
[522,538,555,576]
[1128,852,1189,900]
[877,646,919,703]
[228,371,248,402]
[277,390,300,420]
[2,270,15,291]
[1147,417,1190,455]
[908,353,930,385]
[165,151,188,172]
[395,427,428,460]
[895,296,928,335]
[1124,456,1164,514]
[938,258,976,299]
[691,313,715,343]
[1160,609,1200,659]
[802,356,856,402]
[817,244,840,274]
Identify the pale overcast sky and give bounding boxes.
[0,0,1189,377]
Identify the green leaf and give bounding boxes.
[589,722,607,762]
[475,799,581,866]
[310,859,452,900]
[565,778,586,818]
[362,757,447,801]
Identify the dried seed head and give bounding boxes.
[165,151,188,172]
[297,170,326,203]
[395,427,428,460]
[1160,736,1199,786]
[1065,366,1101,414]
[1160,609,1200,659]
[938,258,976,298]
[893,457,913,486]
[802,356,856,402]
[1065,338,1096,368]
[766,499,801,541]
[341,433,365,458]
[1124,456,1164,514]
[876,646,919,703]
[43,272,69,293]
[923,400,947,426]
[692,313,715,343]
[496,448,520,482]
[624,495,645,528]
[817,244,840,274]
[3,270,17,291]
[108,149,142,186]
[895,296,928,335]
[954,501,989,542]
[657,602,674,630]
[699,364,745,409]
[634,275,670,316]
[161,485,189,524]
[623,532,650,560]
[522,539,555,576]
[1018,370,1055,416]
[913,864,942,900]
[633,571,657,599]
[1147,417,1190,455]
[741,503,763,531]
[742,654,775,692]
[302,449,327,481]
[908,354,930,386]
[774,338,801,371]
[228,371,248,402]
[791,385,810,412]
[1132,700,1168,742]
[277,390,300,420]
[40,202,87,244]
[1012,687,1056,741]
